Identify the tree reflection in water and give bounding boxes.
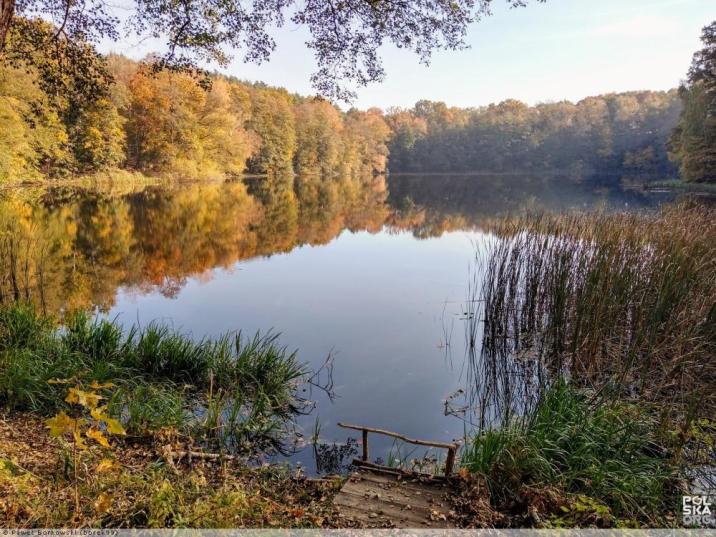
[0,172,667,316]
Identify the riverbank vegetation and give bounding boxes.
[0,304,313,451]
[460,382,680,527]
[476,202,715,415]
[0,412,339,527]
[669,22,716,183]
[0,301,349,527]
[458,201,715,527]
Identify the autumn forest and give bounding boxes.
[0,0,715,528]
[2,21,714,184]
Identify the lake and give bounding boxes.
[0,173,673,472]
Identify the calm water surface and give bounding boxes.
[0,173,673,472]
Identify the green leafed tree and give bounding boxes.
[669,21,716,183]
[385,91,680,177]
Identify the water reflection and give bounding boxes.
[386,174,670,238]
[0,173,388,314]
[0,173,669,316]
[0,173,673,472]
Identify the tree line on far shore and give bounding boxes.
[384,21,715,184]
[385,91,681,178]
[0,21,713,184]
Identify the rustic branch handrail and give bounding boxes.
[337,422,458,449]
[337,422,459,476]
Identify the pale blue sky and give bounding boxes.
[100,0,714,110]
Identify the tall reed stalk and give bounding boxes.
[469,201,715,427]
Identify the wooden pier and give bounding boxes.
[332,423,459,528]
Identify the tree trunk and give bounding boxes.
[0,0,15,52]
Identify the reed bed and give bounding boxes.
[460,201,715,526]
[469,201,715,425]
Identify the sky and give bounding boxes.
[99,0,714,110]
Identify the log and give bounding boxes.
[352,459,449,481]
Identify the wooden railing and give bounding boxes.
[337,422,460,476]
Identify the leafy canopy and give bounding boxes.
[1,0,544,100]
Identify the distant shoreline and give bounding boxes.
[644,179,716,195]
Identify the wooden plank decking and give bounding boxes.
[333,466,457,528]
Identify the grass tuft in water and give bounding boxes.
[0,304,311,453]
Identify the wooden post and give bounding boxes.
[445,445,456,476]
[362,429,369,461]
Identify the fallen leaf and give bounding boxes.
[94,492,112,514]
[96,458,120,473]
[87,428,110,448]
[89,380,114,390]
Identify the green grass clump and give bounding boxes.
[125,322,214,383]
[63,310,126,364]
[0,303,309,452]
[108,383,189,434]
[462,381,677,523]
[0,302,52,351]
